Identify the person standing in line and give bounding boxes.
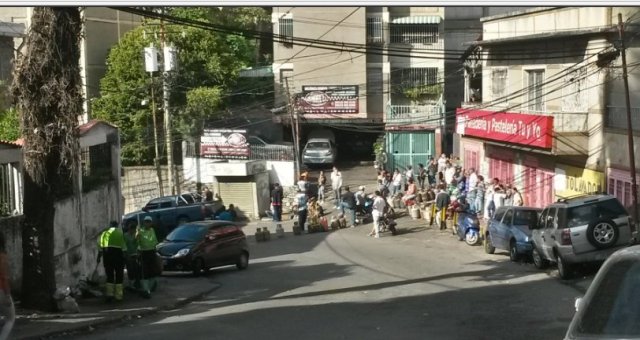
[331,167,343,209]
[475,175,486,217]
[137,216,159,298]
[437,153,448,173]
[296,189,308,232]
[512,187,524,206]
[466,168,478,212]
[427,158,438,186]
[444,162,456,188]
[404,165,415,192]
[317,171,326,204]
[123,224,140,291]
[435,185,451,230]
[392,168,403,196]
[340,186,357,228]
[297,175,309,193]
[0,232,14,340]
[369,190,386,238]
[270,183,283,222]
[417,163,426,190]
[97,221,127,302]
[355,185,367,217]
[504,186,514,206]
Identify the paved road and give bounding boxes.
[73,164,591,340]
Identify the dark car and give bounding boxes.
[156,220,249,276]
[483,206,542,261]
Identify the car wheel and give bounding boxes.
[532,247,549,269]
[484,234,495,254]
[236,251,249,270]
[586,219,619,249]
[509,240,520,262]
[556,253,573,280]
[192,258,206,276]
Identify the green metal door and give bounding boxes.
[386,131,435,171]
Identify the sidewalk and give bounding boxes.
[12,275,221,340]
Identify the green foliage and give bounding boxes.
[403,84,443,103]
[92,7,269,165]
[178,86,223,139]
[0,107,20,141]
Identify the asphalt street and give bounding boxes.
[71,164,590,340]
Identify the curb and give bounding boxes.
[19,283,222,340]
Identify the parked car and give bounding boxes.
[483,206,542,261]
[156,220,249,276]
[302,138,338,166]
[122,193,223,232]
[564,244,640,339]
[530,195,633,279]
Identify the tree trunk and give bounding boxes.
[11,7,83,311]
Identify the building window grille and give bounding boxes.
[491,68,508,102]
[367,68,383,94]
[527,69,545,112]
[279,18,293,46]
[390,23,438,44]
[561,67,588,112]
[391,67,439,94]
[366,17,384,44]
[81,143,113,192]
[0,163,18,217]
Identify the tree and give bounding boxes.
[0,108,19,141]
[92,7,269,165]
[10,7,83,311]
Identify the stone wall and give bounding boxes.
[122,165,197,214]
[0,215,22,297]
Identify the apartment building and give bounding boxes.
[0,7,141,122]
[457,7,640,209]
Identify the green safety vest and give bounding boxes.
[124,232,139,256]
[98,227,127,251]
[136,227,158,251]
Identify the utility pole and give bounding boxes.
[285,77,300,177]
[618,13,639,229]
[161,10,177,195]
[144,44,164,197]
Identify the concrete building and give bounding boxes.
[458,7,640,210]
[271,7,528,169]
[0,7,142,122]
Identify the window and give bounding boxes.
[514,210,539,226]
[279,18,293,46]
[491,68,508,101]
[0,162,20,217]
[562,67,588,112]
[81,143,113,192]
[366,17,383,44]
[493,208,507,222]
[390,23,438,44]
[391,67,439,94]
[367,68,383,95]
[545,208,557,229]
[527,69,545,112]
[501,209,513,225]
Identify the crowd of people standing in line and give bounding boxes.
[376,153,525,220]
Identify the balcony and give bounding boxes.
[386,104,443,128]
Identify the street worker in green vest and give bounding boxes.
[123,223,140,291]
[137,216,159,298]
[97,221,127,302]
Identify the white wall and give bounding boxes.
[53,181,120,288]
[266,161,295,187]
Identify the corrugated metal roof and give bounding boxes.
[391,16,441,25]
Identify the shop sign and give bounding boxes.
[554,164,605,198]
[200,129,249,160]
[297,85,359,114]
[455,108,553,148]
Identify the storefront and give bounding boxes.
[461,139,482,173]
[607,168,639,211]
[487,146,515,184]
[522,154,555,208]
[556,164,605,200]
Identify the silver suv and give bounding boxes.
[530,195,633,279]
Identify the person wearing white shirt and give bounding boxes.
[369,190,386,238]
[444,163,456,186]
[331,167,343,208]
[392,168,403,195]
[437,153,448,173]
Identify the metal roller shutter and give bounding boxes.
[217,181,255,220]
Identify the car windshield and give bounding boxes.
[576,259,640,337]
[165,225,208,242]
[567,199,627,228]
[307,142,330,149]
[513,210,539,226]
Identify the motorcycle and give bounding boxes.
[455,207,481,246]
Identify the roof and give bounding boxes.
[78,119,117,136]
[464,26,615,47]
[496,206,542,211]
[391,15,441,25]
[480,7,557,23]
[0,140,21,148]
[0,21,25,38]
[552,194,618,207]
